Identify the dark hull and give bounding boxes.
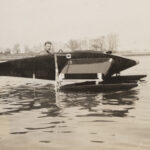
[0,51,137,80]
[0,55,55,80]
[60,82,138,92]
[108,75,147,81]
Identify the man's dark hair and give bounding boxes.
[44,41,52,46]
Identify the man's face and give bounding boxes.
[45,44,52,52]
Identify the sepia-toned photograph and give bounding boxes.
[0,0,149,150]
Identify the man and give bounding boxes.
[40,41,52,55]
[44,41,52,54]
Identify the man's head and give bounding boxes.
[44,41,52,53]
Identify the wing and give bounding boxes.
[61,58,113,74]
[60,58,113,79]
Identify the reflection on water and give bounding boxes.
[0,82,138,119]
[0,56,150,150]
[0,78,141,150]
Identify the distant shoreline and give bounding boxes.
[117,52,150,56]
[0,51,150,61]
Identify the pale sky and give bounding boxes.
[0,0,150,50]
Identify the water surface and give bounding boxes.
[0,56,150,150]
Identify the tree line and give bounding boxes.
[66,33,118,52]
[0,33,118,54]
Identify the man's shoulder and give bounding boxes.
[39,50,54,55]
